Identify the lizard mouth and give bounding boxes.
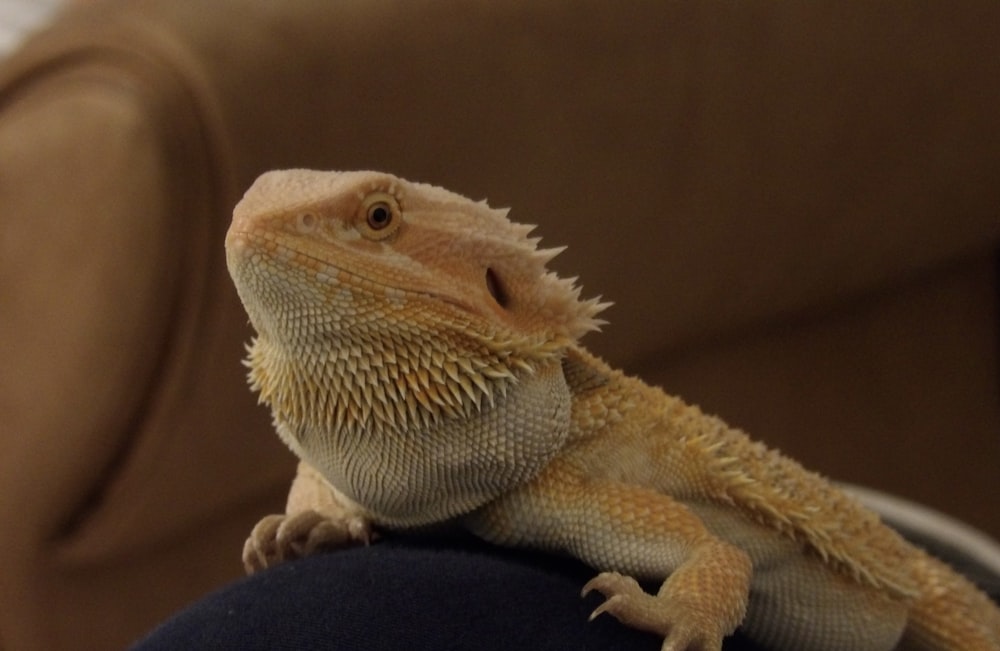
[228,228,476,314]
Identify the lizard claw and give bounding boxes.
[582,570,642,598]
[587,593,628,622]
[242,509,374,574]
[582,571,647,622]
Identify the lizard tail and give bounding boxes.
[898,550,1000,651]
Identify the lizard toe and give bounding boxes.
[242,513,286,574]
[581,571,725,651]
[279,511,347,557]
[582,571,642,599]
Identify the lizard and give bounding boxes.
[225,169,1000,651]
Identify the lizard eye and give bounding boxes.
[367,202,392,230]
[358,192,402,240]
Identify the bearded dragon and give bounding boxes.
[225,169,1000,651]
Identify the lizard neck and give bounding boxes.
[248,335,574,527]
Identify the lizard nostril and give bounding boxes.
[296,212,317,233]
[485,268,509,308]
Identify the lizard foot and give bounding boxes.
[242,509,374,574]
[582,571,725,651]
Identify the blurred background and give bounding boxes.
[1,0,998,649]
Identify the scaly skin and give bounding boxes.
[226,169,1000,651]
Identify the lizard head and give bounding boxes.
[225,170,606,522]
[226,169,608,419]
[228,169,607,345]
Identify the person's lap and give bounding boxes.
[131,523,1000,651]
[129,535,766,651]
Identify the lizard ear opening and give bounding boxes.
[485,268,509,308]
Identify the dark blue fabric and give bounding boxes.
[129,537,763,650]
[130,532,1000,650]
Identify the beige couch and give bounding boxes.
[1,1,998,649]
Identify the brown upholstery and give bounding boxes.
[1,0,997,649]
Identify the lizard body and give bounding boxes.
[226,169,1000,651]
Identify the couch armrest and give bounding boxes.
[0,15,293,650]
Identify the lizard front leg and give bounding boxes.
[243,460,374,574]
[465,464,752,651]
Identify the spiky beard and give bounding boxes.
[245,302,565,442]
